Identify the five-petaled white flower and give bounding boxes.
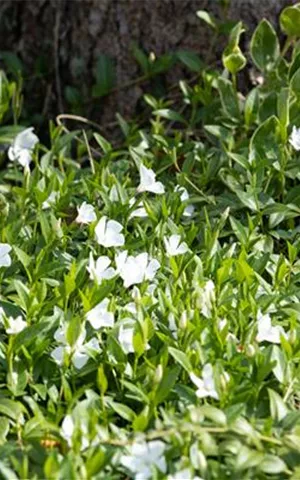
[8,127,39,168]
[51,326,100,369]
[95,216,125,247]
[137,164,165,194]
[289,126,300,151]
[175,185,195,217]
[164,234,189,256]
[120,440,167,480]
[75,202,96,224]
[116,250,160,288]
[129,198,148,218]
[190,364,219,400]
[5,315,27,335]
[87,253,116,284]
[86,298,114,329]
[256,310,286,344]
[0,243,12,267]
[196,280,215,318]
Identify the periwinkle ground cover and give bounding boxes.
[2,4,300,479]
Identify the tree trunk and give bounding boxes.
[0,0,292,131]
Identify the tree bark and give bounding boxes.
[0,0,292,130]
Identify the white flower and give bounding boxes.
[120,441,166,480]
[61,414,89,450]
[116,251,160,288]
[175,186,195,217]
[75,202,96,224]
[87,253,116,284]
[164,234,189,256]
[129,198,148,218]
[8,127,39,168]
[289,126,300,151]
[5,316,27,334]
[196,280,215,318]
[51,325,100,369]
[168,469,203,480]
[86,298,114,329]
[137,164,165,194]
[256,310,285,344]
[42,191,59,210]
[95,216,125,247]
[190,364,219,400]
[61,414,74,446]
[118,321,135,354]
[124,302,137,315]
[0,243,12,267]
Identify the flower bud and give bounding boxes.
[179,310,188,329]
[154,364,163,384]
[245,344,256,358]
[289,329,296,345]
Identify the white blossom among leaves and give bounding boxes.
[87,253,116,284]
[1,314,27,335]
[129,198,148,218]
[137,164,165,194]
[196,280,216,318]
[95,216,125,247]
[8,127,39,168]
[175,185,195,217]
[190,364,219,400]
[116,250,160,288]
[120,441,167,480]
[51,326,100,369]
[256,310,286,344]
[289,126,300,151]
[75,202,96,224]
[164,234,189,256]
[86,298,114,329]
[0,243,12,267]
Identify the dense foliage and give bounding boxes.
[2,4,300,479]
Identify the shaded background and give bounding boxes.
[0,0,295,133]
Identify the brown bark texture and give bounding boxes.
[0,0,295,129]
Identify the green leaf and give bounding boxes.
[244,87,259,127]
[14,318,57,351]
[249,115,281,164]
[0,398,26,421]
[13,245,32,269]
[235,446,264,471]
[168,346,192,372]
[259,455,287,474]
[132,44,150,74]
[177,50,203,72]
[93,133,112,154]
[155,366,180,405]
[153,109,186,124]
[200,406,227,426]
[291,67,300,99]
[268,388,289,422]
[250,19,279,71]
[217,77,240,119]
[92,54,115,97]
[109,401,136,422]
[280,5,300,37]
